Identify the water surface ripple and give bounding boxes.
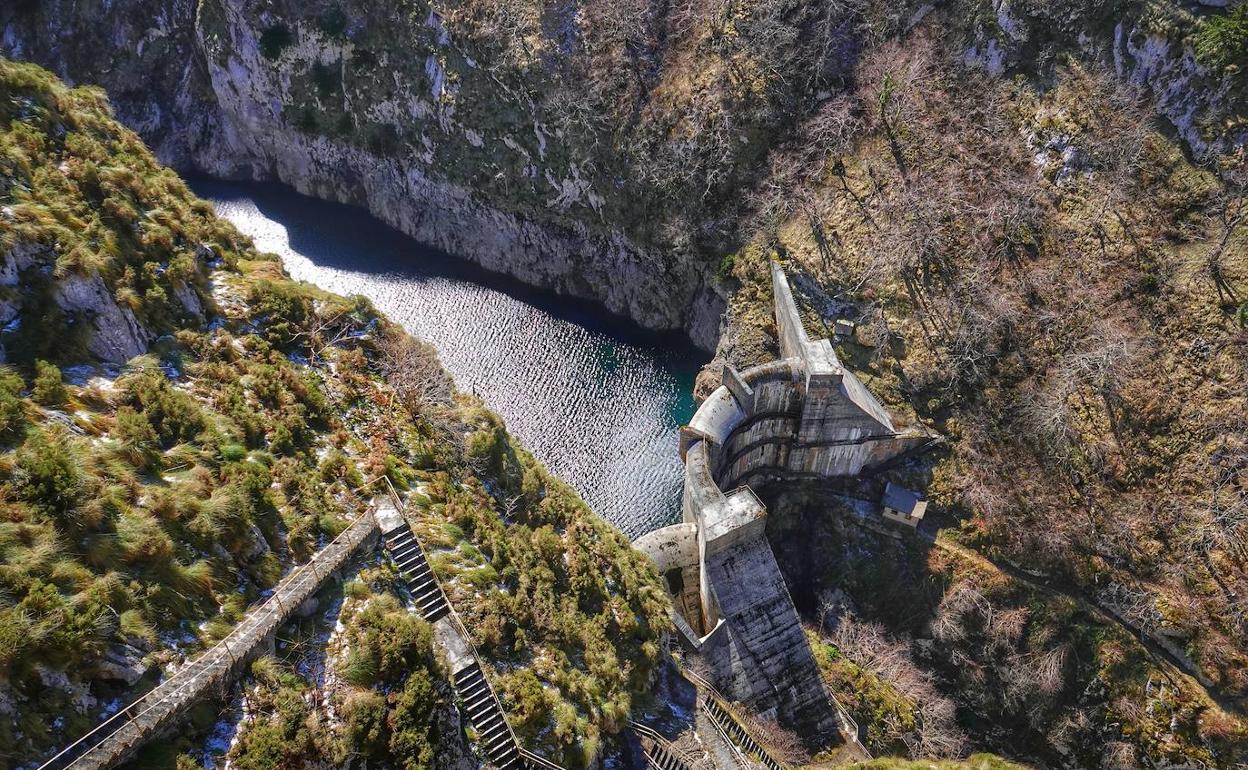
[194,181,701,538]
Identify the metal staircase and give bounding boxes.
[699,696,784,770]
[382,522,450,622]
[453,662,526,770]
[376,497,535,770]
[632,721,696,770]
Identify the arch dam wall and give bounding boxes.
[635,263,935,748]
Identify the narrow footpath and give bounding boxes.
[36,511,379,770]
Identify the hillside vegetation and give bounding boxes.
[0,57,667,770]
[2,0,1247,767]
[842,756,1032,770]
[721,19,1246,767]
[726,25,1248,688]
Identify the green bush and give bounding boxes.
[121,371,205,447]
[339,691,388,760]
[340,649,379,687]
[16,428,86,523]
[0,367,27,438]
[247,281,317,348]
[31,360,67,406]
[1195,7,1248,69]
[387,670,438,770]
[113,406,159,468]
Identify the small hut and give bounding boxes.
[881,482,927,528]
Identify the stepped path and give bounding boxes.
[375,495,565,770]
[632,719,717,770]
[36,509,380,770]
[681,668,870,770]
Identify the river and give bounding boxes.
[192,180,703,538]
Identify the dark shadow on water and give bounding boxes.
[188,177,708,397]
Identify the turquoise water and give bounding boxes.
[193,180,701,537]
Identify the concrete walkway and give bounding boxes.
[37,511,379,770]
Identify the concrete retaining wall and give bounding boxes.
[634,523,703,632]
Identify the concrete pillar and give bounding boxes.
[722,364,754,409]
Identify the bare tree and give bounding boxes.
[375,330,454,411]
[1201,183,1246,306]
[831,615,968,758]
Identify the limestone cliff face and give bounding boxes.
[0,0,726,349]
[0,242,180,364]
[964,1,1247,156]
[1,1,1240,354]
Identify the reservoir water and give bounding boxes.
[192,180,703,538]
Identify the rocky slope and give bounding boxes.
[0,58,669,770]
[4,1,1243,352]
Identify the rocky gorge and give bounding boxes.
[5,1,1244,355]
[3,1,1248,768]
[2,0,726,349]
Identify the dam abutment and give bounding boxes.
[636,263,938,750]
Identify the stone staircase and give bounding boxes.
[453,663,526,770]
[699,693,785,770]
[382,522,450,622]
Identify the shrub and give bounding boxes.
[318,449,362,487]
[387,670,437,770]
[258,24,293,60]
[16,428,86,523]
[113,406,159,468]
[1195,7,1248,69]
[339,690,388,760]
[341,649,379,687]
[344,579,370,600]
[31,360,67,407]
[122,372,205,447]
[0,367,26,439]
[248,281,313,347]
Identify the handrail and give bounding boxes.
[700,706,757,770]
[36,502,378,770]
[380,477,571,770]
[519,747,569,770]
[631,721,709,770]
[722,485,764,511]
[685,657,870,762]
[680,669,788,770]
[822,680,870,759]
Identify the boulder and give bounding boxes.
[240,523,271,562]
[55,273,152,363]
[297,596,319,618]
[97,644,150,687]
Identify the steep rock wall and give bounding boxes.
[2,0,1243,356]
[0,0,724,348]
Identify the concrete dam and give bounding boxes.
[635,263,936,748]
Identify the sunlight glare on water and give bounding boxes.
[195,181,701,538]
